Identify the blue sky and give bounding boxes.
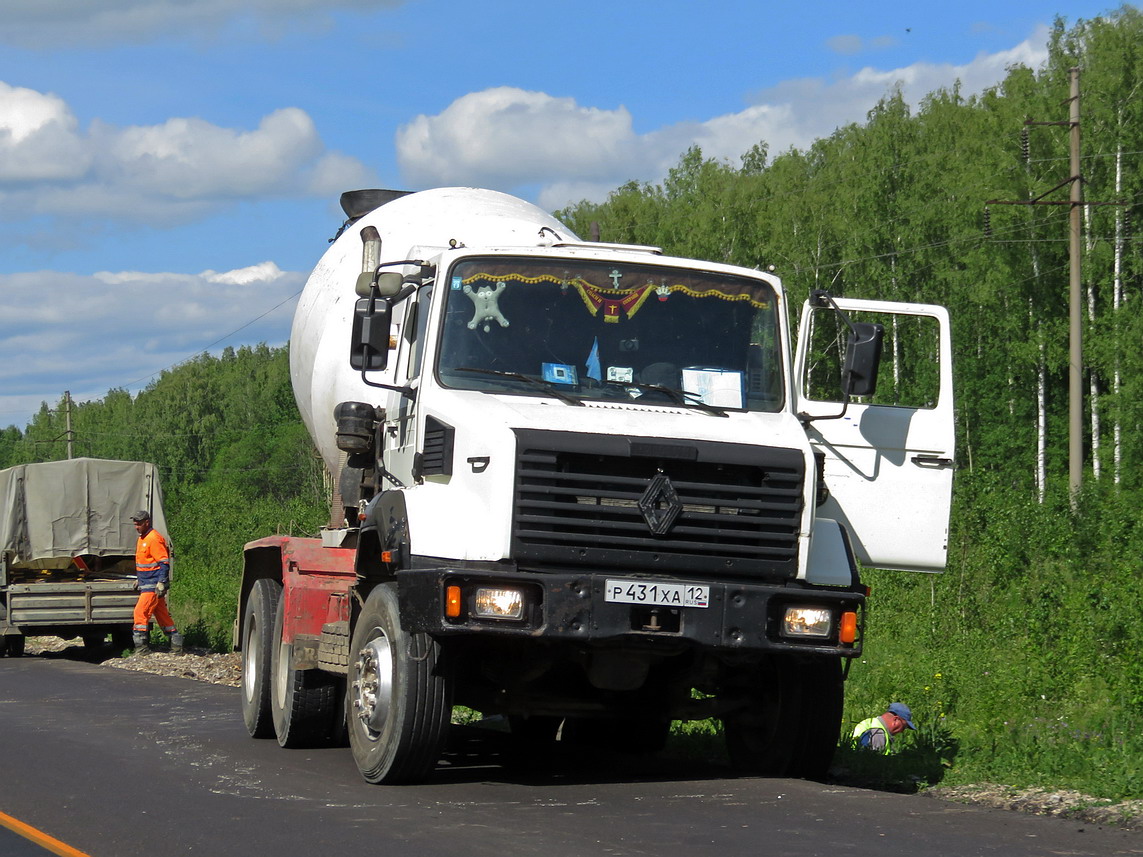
[0,0,1128,430]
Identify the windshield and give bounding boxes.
[436,256,783,412]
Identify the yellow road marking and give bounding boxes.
[0,809,92,857]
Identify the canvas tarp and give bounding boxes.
[0,458,167,565]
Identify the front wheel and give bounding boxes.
[787,658,843,780]
[347,584,452,784]
[723,657,804,776]
[722,656,843,779]
[241,578,280,738]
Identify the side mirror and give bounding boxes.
[350,298,392,371]
[842,321,884,397]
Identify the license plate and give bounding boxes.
[604,579,709,608]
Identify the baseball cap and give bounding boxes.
[130,510,151,522]
[888,702,916,730]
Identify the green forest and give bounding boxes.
[5,9,1143,800]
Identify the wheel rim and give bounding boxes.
[274,640,290,709]
[243,614,259,704]
[352,629,393,739]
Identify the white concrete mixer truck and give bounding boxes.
[235,187,955,784]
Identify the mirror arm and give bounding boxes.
[810,289,861,342]
[808,289,884,396]
[798,397,849,425]
[801,289,861,423]
[358,365,417,399]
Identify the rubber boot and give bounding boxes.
[132,631,151,655]
[169,632,185,655]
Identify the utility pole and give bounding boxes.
[985,67,1127,507]
[1067,67,1083,504]
[64,390,74,460]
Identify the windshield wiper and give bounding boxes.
[453,367,585,406]
[604,381,728,417]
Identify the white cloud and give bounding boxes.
[0,82,91,180]
[0,85,375,224]
[397,29,1051,209]
[0,263,304,428]
[397,87,643,189]
[0,0,406,48]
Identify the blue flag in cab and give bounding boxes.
[586,336,601,381]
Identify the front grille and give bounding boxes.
[512,429,804,579]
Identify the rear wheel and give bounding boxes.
[241,578,281,738]
[2,634,25,658]
[271,593,340,747]
[347,583,452,784]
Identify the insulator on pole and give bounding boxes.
[1020,127,1030,163]
[983,207,992,239]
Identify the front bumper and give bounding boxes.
[397,568,863,657]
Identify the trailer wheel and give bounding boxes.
[722,656,803,776]
[2,634,25,658]
[270,593,340,748]
[347,583,452,784]
[241,578,281,738]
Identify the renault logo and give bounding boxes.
[639,473,682,535]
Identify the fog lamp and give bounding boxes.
[781,606,833,638]
[473,587,525,620]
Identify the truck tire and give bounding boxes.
[270,593,340,748]
[722,656,803,776]
[3,634,25,658]
[241,578,281,738]
[347,583,452,784]
[787,658,843,780]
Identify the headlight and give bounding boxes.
[781,606,833,638]
[473,587,525,620]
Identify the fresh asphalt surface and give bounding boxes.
[1,654,1140,857]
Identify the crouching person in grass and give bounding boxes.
[852,702,917,754]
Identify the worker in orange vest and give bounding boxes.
[131,510,184,655]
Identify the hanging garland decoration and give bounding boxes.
[457,269,772,324]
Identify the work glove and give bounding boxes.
[133,579,140,591]
[156,580,168,597]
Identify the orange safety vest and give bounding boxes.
[135,528,170,588]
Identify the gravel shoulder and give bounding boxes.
[26,634,242,686]
[19,636,1143,831]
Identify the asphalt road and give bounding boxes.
[1,655,1140,857]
